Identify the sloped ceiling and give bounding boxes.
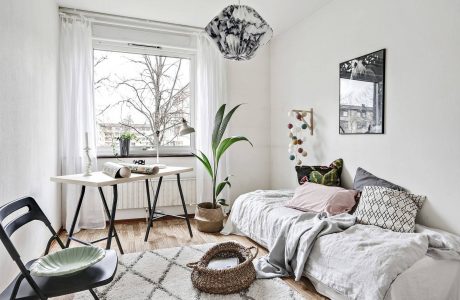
[57,0,332,35]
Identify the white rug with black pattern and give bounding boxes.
[72,243,305,300]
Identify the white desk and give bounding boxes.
[51,166,194,253]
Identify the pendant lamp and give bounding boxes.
[205,4,273,61]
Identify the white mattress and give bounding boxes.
[221,190,460,300]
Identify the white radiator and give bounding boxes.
[101,177,196,209]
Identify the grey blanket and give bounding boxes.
[255,212,356,280]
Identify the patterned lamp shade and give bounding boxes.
[205,5,273,61]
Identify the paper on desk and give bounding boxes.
[120,163,160,175]
[102,162,131,178]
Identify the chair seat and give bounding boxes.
[0,250,117,300]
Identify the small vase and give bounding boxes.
[119,139,130,157]
[194,202,225,233]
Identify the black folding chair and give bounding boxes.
[0,197,118,300]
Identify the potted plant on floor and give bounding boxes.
[118,132,136,157]
[193,104,253,233]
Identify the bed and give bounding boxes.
[221,190,460,300]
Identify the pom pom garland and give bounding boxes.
[287,109,310,164]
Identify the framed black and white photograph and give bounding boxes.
[339,49,385,134]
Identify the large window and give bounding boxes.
[94,47,193,156]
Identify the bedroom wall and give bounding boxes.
[269,0,460,234]
[0,0,59,290]
[227,47,271,203]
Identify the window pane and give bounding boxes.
[94,49,191,151]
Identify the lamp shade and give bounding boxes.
[179,119,195,136]
[205,5,273,61]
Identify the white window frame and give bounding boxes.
[93,41,196,157]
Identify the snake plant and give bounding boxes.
[194,104,253,209]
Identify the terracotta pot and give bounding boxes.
[194,202,224,233]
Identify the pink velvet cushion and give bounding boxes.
[285,182,358,215]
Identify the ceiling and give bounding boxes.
[56,0,332,35]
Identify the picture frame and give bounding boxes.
[339,49,385,134]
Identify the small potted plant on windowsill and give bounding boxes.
[193,104,252,233]
[118,132,137,157]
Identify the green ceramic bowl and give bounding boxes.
[29,246,106,277]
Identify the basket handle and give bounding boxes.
[186,261,199,269]
[247,246,259,262]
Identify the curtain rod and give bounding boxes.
[59,7,204,33]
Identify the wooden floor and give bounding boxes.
[52,218,327,300]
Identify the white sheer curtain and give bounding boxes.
[195,32,229,205]
[59,16,105,232]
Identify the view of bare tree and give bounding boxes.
[94,51,191,147]
[94,55,109,90]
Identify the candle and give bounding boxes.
[85,132,89,148]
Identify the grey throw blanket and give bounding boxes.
[255,212,356,280]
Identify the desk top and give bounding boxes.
[50,166,193,187]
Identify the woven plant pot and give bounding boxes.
[187,242,258,294]
[194,202,225,233]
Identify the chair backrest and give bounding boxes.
[0,197,52,237]
[0,197,56,261]
[0,197,65,299]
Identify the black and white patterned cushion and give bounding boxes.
[354,186,425,233]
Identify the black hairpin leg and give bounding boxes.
[145,179,152,218]
[177,174,193,238]
[98,187,124,254]
[106,185,118,250]
[144,177,163,241]
[66,185,86,247]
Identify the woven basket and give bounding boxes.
[186,242,258,294]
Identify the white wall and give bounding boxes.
[227,47,271,203]
[0,0,59,290]
[270,0,460,234]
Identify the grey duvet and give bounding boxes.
[222,190,460,300]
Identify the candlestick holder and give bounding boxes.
[83,146,92,176]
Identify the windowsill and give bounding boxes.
[97,153,194,159]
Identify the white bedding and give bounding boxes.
[221,190,460,300]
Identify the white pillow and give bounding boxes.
[354,186,425,233]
